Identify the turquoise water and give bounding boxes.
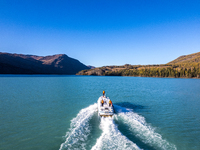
[0,75,200,150]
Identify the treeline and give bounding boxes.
[105,66,200,78]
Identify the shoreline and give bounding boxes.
[0,74,199,79]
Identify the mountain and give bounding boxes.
[87,65,95,69]
[77,52,200,78]
[167,52,200,64]
[0,52,89,74]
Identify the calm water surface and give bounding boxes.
[0,75,200,150]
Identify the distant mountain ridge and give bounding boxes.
[87,65,95,69]
[0,52,89,74]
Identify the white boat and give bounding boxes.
[97,96,114,117]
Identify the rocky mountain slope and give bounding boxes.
[0,52,89,74]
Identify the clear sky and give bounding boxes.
[0,0,200,67]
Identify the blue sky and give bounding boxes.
[0,0,200,67]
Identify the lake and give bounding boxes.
[0,75,200,150]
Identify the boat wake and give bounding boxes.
[91,117,141,150]
[59,103,98,150]
[59,103,177,150]
[114,105,177,150]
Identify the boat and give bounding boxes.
[97,96,114,117]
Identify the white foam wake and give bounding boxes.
[114,105,177,150]
[91,117,141,150]
[59,103,97,150]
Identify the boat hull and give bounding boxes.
[97,96,114,117]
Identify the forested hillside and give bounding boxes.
[77,52,200,78]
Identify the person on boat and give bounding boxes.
[109,99,112,107]
[100,91,106,106]
[101,99,104,106]
[103,90,106,97]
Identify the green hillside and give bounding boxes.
[77,52,200,78]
